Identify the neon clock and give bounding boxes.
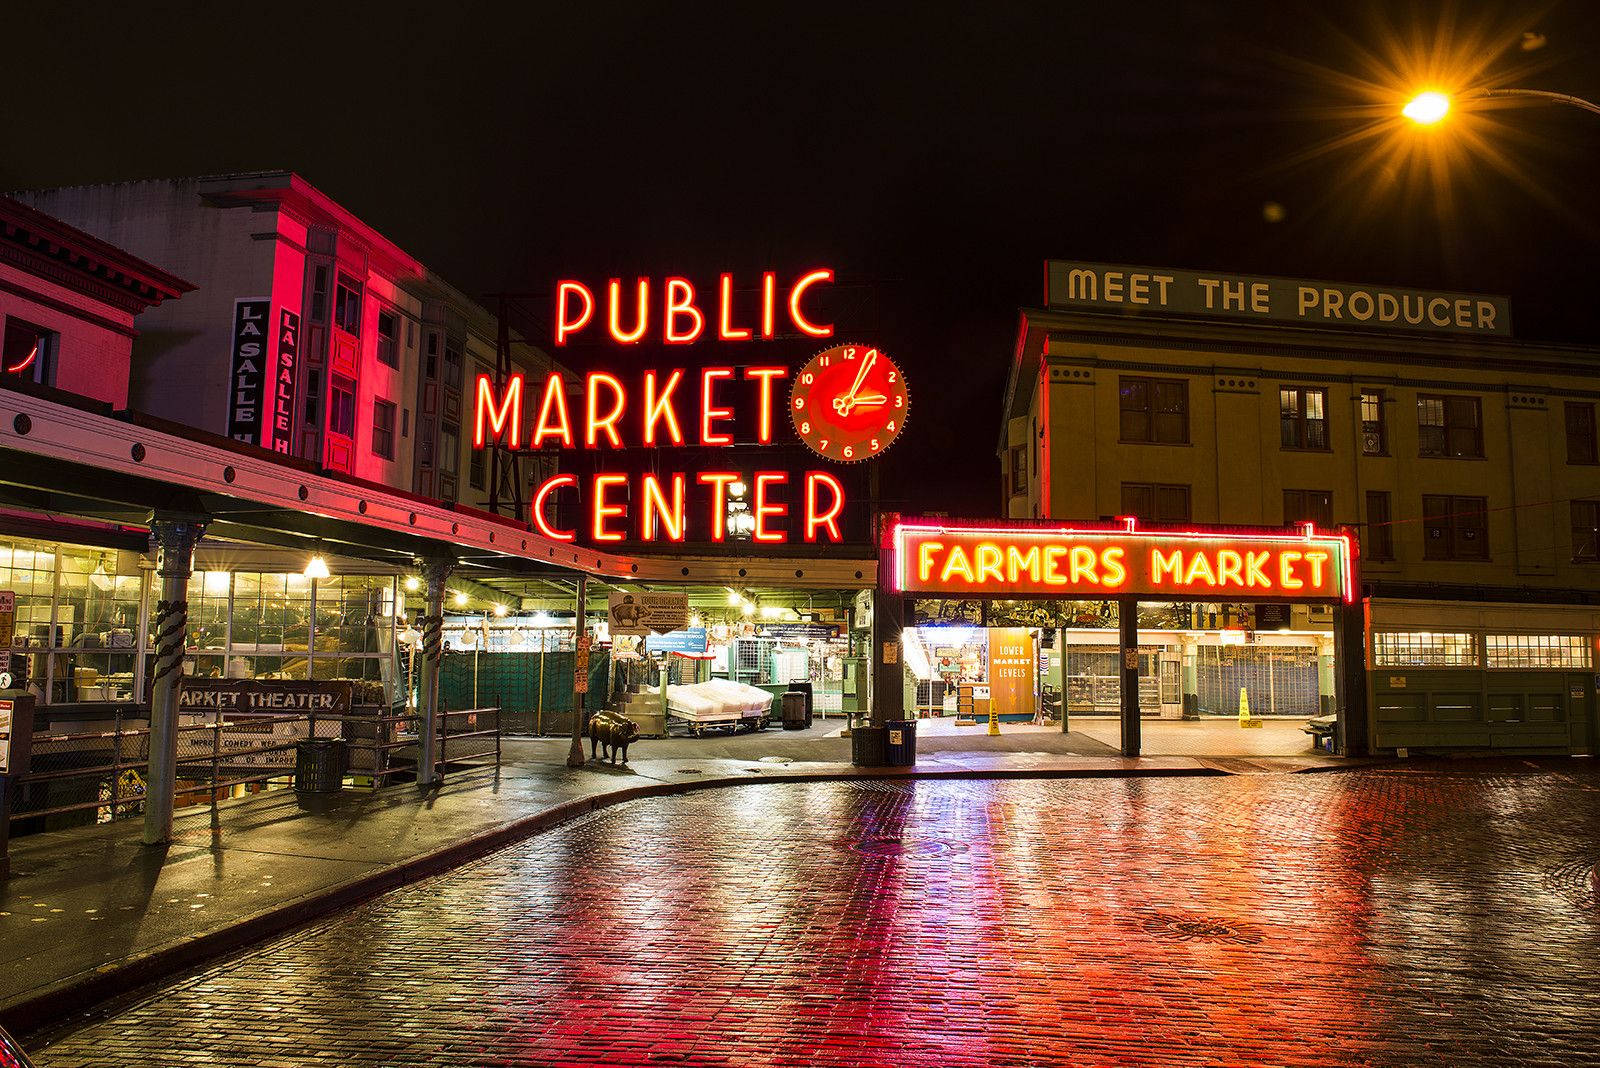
[789,343,909,462]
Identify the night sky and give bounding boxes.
[8,1,1599,514]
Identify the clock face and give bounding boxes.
[789,343,909,463]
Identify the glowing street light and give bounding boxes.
[1402,91,1450,124]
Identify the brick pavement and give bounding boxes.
[26,761,1600,1067]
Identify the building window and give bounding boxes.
[371,399,396,460]
[439,422,459,475]
[1010,444,1027,493]
[1120,482,1190,523]
[1571,500,1600,562]
[1565,402,1597,465]
[1360,389,1386,455]
[1485,634,1592,670]
[334,275,363,336]
[469,447,486,491]
[1279,387,1328,450]
[309,265,329,323]
[303,370,322,425]
[328,375,356,437]
[1422,494,1488,560]
[401,408,410,439]
[1365,491,1394,561]
[376,310,399,368]
[1373,631,1479,668]
[1283,489,1333,528]
[1417,394,1483,458]
[1118,376,1188,444]
[443,341,463,390]
[2,319,56,385]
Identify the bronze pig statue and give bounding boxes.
[587,710,641,763]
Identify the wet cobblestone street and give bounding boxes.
[32,763,1600,1067]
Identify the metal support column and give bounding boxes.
[143,511,208,846]
[416,555,453,787]
[1180,635,1200,720]
[567,574,588,768]
[1119,597,1141,758]
[870,589,905,728]
[1333,600,1369,756]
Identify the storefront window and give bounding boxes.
[1484,634,1592,670]
[226,572,313,679]
[1373,631,1479,668]
[54,549,142,701]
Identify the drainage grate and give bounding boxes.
[1140,912,1263,945]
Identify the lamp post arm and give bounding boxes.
[1473,87,1600,118]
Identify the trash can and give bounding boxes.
[884,719,917,766]
[294,738,348,794]
[780,691,808,730]
[786,681,814,727]
[851,724,887,766]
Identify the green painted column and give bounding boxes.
[1181,636,1200,720]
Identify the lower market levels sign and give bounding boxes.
[889,518,1354,602]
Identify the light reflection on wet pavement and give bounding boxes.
[34,764,1600,1066]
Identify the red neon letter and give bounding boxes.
[532,375,574,448]
[532,474,577,542]
[697,472,739,542]
[753,472,788,543]
[700,368,735,445]
[643,369,685,446]
[744,366,788,445]
[473,373,523,449]
[641,474,686,542]
[804,472,844,542]
[585,372,626,448]
[788,268,834,338]
[606,278,649,343]
[718,273,751,340]
[593,474,628,542]
[555,282,593,345]
[761,271,777,338]
[664,277,705,344]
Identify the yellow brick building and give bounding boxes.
[1001,262,1599,755]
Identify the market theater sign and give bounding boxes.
[473,268,909,545]
[891,520,1354,602]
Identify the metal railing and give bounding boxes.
[3,704,502,843]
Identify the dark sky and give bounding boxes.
[8,1,1599,514]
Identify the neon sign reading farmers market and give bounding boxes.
[891,519,1355,602]
[473,268,908,545]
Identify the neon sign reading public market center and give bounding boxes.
[473,269,910,545]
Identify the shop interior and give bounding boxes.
[900,598,1337,754]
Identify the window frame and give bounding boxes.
[371,399,396,460]
[1009,444,1027,493]
[1360,389,1387,456]
[1,318,58,386]
[1417,393,1483,459]
[1565,401,1597,465]
[1422,494,1489,561]
[328,375,357,438]
[333,274,363,337]
[1282,488,1333,528]
[375,308,400,369]
[1365,490,1394,561]
[1120,482,1191,523]
[1279,386,1330,451]
[1571,499,1600,562]
[1118,375,1189,445]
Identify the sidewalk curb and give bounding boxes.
[4,762,1224,1039]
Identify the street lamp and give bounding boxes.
[1403,86,1600,124]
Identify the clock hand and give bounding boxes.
[832,350,878,417]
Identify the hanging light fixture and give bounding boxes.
[303,554,331,580]
[493,603,508,618]
[453,591,468,607]
[403,575,421,593]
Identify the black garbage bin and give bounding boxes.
[780,691,807,730]
[884,719,917,766]
[786,681,814,727]
[295,738,348,794]
[851,724,887,766]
